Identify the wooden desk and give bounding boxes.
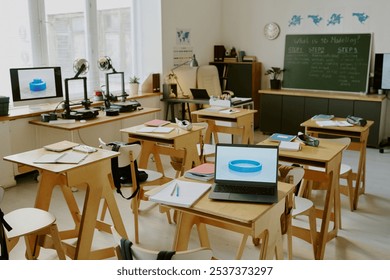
[3,145,128,260]
[29,107,160,142]
[121,123,202,175]
[163,98,209,122]
[168,180,294,260]
[191,108,257,145]
[262,139,345,259]
[301,118,373,210]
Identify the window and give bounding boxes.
[0,0,133,106]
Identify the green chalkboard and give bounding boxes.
[283,33,372,93]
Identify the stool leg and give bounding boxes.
[49,224,66,260]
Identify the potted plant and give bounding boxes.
[129,75,140,95]
[265,67,284,89]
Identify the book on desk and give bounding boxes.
[269,133,296,142]
[184,163,214,182]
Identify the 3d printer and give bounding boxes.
[62,59,99,120]
[97,56,140,114]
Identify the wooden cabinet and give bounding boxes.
[210,61,262,127]
[259,89,387,147]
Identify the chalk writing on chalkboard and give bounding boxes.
[283,33,372,93]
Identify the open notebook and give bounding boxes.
[149,179,211,208]
[34,151,88,164]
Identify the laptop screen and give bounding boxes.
[214,144,279,186]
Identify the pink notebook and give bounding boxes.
[144,119,170,127]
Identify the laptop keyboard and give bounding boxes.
[214,184,275,196]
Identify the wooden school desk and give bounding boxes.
[191,108,257,144]
[262,138,346,260]
[166,180,294,260]
[120,123,202,175]
[301,118,373,210]
[3,144,128,260]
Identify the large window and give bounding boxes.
[0,0,133,106]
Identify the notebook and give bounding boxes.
[190,88,210,100]
[208,143,279,203]
[149,179,211,208]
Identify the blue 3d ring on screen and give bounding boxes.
[228,160,262,173]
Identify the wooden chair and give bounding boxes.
[194,122,216,163]
[98,138,172,243]
[0,187,65,260]
[278,166,317,259]
[308,137,354,229]
[111,226,213,260]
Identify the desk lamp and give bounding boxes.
[97,56,127,108]
[170,54,199,98]
[62,58,99,119]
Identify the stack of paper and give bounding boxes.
[311,114,334,121]
[184,163,214,181]
[279,141,301,152]
[149,180,211,208]
[316,120,353,127]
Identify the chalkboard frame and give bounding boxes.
[282,33,372,94]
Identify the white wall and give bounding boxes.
[160,0,222,80]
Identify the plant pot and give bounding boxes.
[270,79,281,89]
[129,83,139,96]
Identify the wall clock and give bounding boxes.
[264,22,280,40]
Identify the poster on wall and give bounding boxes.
[173,28,193,67]
[173,46,194,67]
[176,28,191,45]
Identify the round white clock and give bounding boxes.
[264,22,280,40]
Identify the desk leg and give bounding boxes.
[138,141,164,174]
[316,153,341,260]
[353,141,367,210]
[173,211,211,251]
[237,114,254,144]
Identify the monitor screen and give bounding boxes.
[373,53,390,90]
[214,144,279,186]
[10,66,63,107]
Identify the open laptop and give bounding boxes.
[190,88,210,100]
[209,143,279,203]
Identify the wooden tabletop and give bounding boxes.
[121,123,204,141]
[3,144,119,174]
[191,108,257,120]
[301,117,374,133]
[189,182,293,224]
[29,107,160,131]
[262,138,346,167]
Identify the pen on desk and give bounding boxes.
[170,183,178,196]
[176,185,180,197]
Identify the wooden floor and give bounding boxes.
[2,131,390,260]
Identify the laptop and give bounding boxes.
[190,88,210,100]
[208,143,279,203]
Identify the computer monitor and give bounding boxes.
[373,53,390,90]
[10,66,64,107]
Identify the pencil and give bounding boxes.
[170,183,177,196]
